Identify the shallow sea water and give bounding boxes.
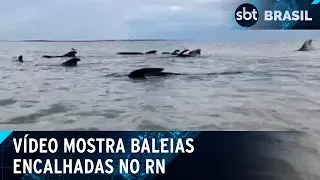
[0,40,320,179]
[0,40,319,131]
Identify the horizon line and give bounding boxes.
[0,39,194,42]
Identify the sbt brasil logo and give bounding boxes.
[235,3,313,27]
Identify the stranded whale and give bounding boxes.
[117,50,157,55]
[127,67,249,79]
[188,49,201,56]
[145,50,157,54]
[117,49,200,56]
[61,58,81,67]
[17,55,23,63]
[162,49,201,57]
[166,49,201,58]
[43,48,77,58]
[117,52,143,55]
[162,49,180,55]
[298,39,315,51]
[128,68,179,79]
[177,49,201,57]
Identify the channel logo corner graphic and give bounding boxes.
[235,3,259,28]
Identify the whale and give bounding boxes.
[43,48,77,58]
[177,49,190,57]
[117,50,157,55]
[128,68,179,79]
[298,39,315,51]
[61,57,81,67]
[177,49,201,57]
[127,67,249,79]
[163,49,201,58]
[162,49,180,55]
[17,55,23,63]
[117,52,144,55]
[172,49,181,55]
[145,50,157,54]
[188,49,201,56]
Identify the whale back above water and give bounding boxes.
[162,49,181,55]
[178,49,189,56]
[177,49,201,57]
[298,39,315,51]
[117,52,144,55]
[62,51,77,57]
[145,50,157,54]
[172,49,180,55]
[17,55,23,63]
[117,50,157,55]
[61,58,81,67]
[43,49,77,58]
[188,49,201,56]
[128,68,164,79]
[118,49,201,56]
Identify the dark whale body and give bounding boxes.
[117,50,157,55]
[162,49,180,55]
[145,50,157,54]
[117,52,144,55]
[127,67,254,79]
[177,49,201,57]
[61,58,81,67]
[128,68,179,79]
[17,55,23,63]
[298,39,315,51]
[177,49,191,57]
[43,49,77,58]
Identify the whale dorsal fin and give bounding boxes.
[302,39,313,48]
[298,39,315,51]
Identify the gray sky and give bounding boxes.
[0,0,319,40]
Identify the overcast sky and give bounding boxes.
[0,0,320,40]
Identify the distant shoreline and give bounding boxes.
[0,39,185,42]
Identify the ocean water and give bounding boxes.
[1,40,320,179]
[1,40,320,131]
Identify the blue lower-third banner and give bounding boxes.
[0,131,318,180]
